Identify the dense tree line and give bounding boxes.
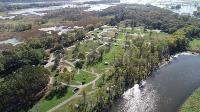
[0,44,47,75]
[0,65,49,112]
[98,4,196,34]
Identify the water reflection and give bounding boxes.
[112,53,200,112]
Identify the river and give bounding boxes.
[111,53,200,112]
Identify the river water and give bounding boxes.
[111,53,200,112]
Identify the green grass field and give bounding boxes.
[79,40,100,53]
[189,39,200,50]
[180,88,200,112]
[85,32,125,74]
[30,87,75,112]
[122,28,169,40]
[54,97,81,112]
[71,70,96,85]
[84,84,94,93]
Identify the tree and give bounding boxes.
[109,18,117,26]
[86,24,95,31]
[75,30,85,41]
[0,66,49,112]
[77,52,86,60]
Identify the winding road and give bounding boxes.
[48,69,101,112]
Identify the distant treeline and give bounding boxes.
[99,4,196,34]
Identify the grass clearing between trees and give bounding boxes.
[71,70,96,85]
[30,87,75,112]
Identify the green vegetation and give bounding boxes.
[180,88,200,112]
[30,86,74,112]
[189,39,200,50]
[0,66,49,112]
[84,84,94,93]
[71,70,96,85]
[79,41,100,53]
[0,44,47,74]
[1,3,200,112]
[65,23,200,112]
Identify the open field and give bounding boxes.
[30,87,75,112]
[71,70,96,85]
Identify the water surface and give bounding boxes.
[112,53,200,112]
[0,38,23,46]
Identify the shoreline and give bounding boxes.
[113,51,200,112]
[159,51,199,69]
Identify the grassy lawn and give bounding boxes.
[71,70,96,85]
[30,87,75,112]
[189,39,200,50]
[54,97,81,112]
[79,40,100,53]
[65,41,101,60]
[53,83,95,112]
[87,62,108,74]
[84,84,94,93]
[104,45,124,62]
[180,88,200,112]
[54,106,70,112]
[65,49,73,60]
[85,33,125,74]
[122,28,169,40]
[53,85,94,112]
[103,33,125,62]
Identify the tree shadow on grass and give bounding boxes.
[45,85,69,100]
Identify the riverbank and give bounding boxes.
[111,53,200,112]
[159,51,198,69]
[178,50,200,112]
[180,88,200,112]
